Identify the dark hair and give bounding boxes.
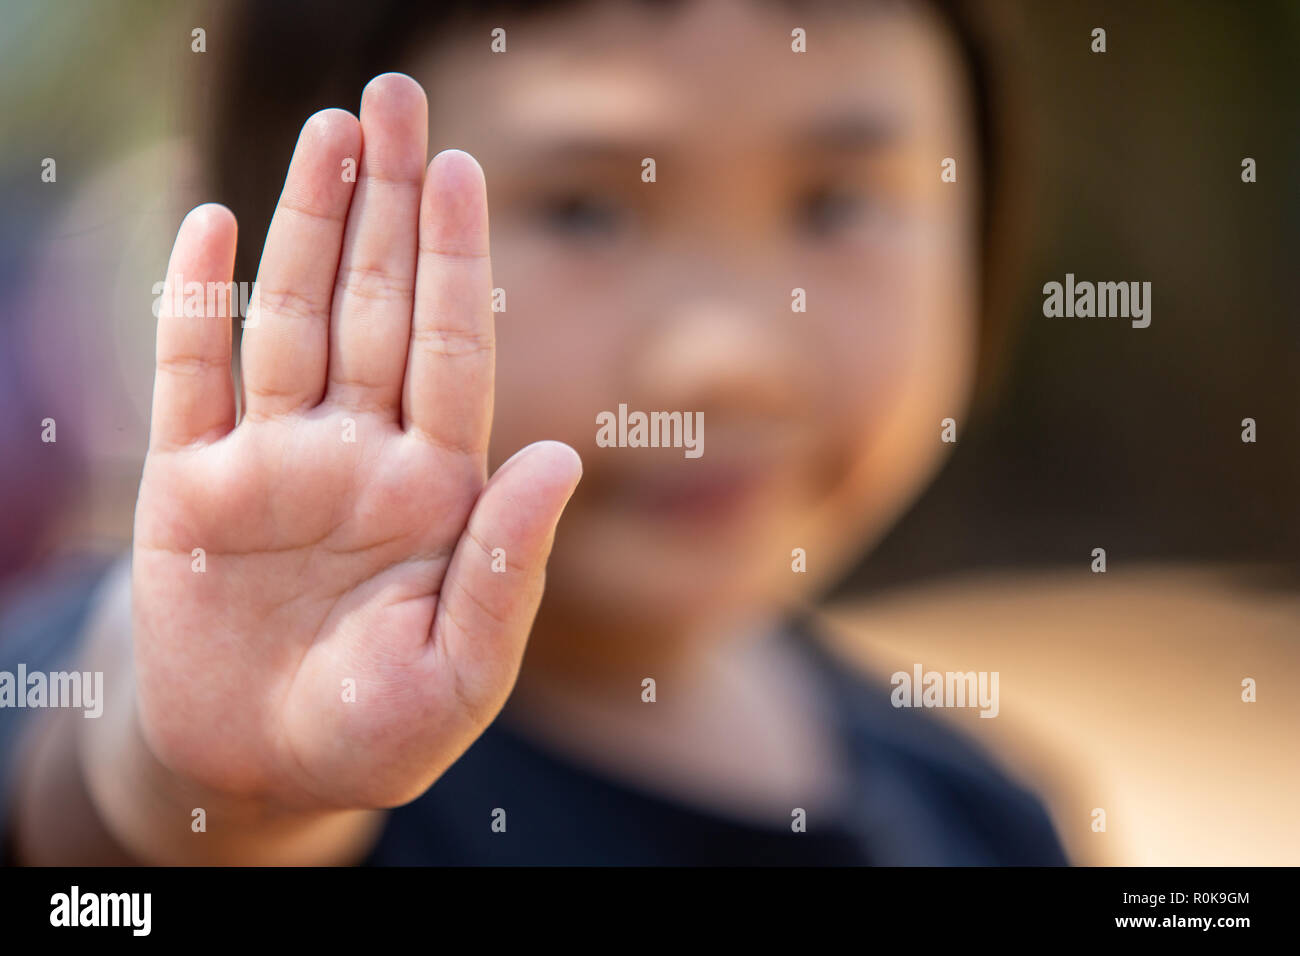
[201,0,1024,410]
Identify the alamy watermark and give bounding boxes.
[890,664,999,718]
[596,403,704,459]
[1042,273,1151,328]
[50,886,150,936]
[0,665,103,718]
[152,275,261,326]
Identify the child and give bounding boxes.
[5,0,1066,864]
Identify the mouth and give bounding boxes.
[610,458,778,523]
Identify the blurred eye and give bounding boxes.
[536,192,627,238]
[797,184,875,238]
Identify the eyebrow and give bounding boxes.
[501,110,906,167]
[522,134,659,164]
[795,109,908,152]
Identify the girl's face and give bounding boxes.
[413,0,980,634]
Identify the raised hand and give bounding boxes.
[131,73,581,812]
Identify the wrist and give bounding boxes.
[77,559,385,864]
[82,693,385,864]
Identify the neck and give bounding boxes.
[508,598,764,708]
[498,599,849,823]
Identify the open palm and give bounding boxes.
[131,74,581,811]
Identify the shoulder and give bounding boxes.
[791,615,1069,864]
[813,567,1300,865]
[0,554,116,664]
[0,553,119,838]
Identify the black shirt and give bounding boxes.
[0,557,1068,866]
[366,615,1067,865]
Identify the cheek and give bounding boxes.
[800,223,979,563]
[485,233,630,467]
[815,219,978,435]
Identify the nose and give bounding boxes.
[628,292,806,421]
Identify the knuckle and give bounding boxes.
[335,263,413,304]
[410,324,492,359]
[256,285,327,323]
[157,353,227,377]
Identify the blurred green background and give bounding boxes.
[1,0,1296,586]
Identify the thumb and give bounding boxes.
[431,440,582,723]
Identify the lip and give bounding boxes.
[613,460,774,521]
